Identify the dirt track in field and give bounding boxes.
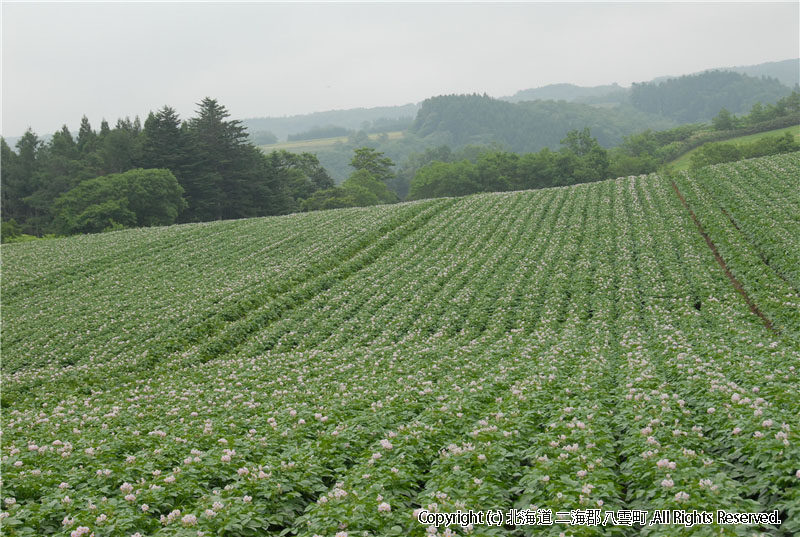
[670,180,777,334]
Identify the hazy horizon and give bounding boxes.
[3,2,799,138]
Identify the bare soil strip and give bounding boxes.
[670,180,777,334]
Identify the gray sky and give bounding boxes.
[2,2,798,137]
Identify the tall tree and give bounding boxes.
[23,127,84,235]
[77,116,98,155]
[184,97,271,221]
[141,106,189,173]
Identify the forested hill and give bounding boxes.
[629,70,794,123]
[409,94,676,152]
[408,71,794,153]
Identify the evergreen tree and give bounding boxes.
[77,116,98,154]
[99,127,141,174]
[1,138,20,223]
[3,130,44,231]
[185,97,271,221]
[141,106,189,174]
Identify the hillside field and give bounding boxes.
[669,125,800,171]
[1,153,799,536]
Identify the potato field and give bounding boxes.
[2,153,799,537]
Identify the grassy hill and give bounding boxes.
[2,153,799,535]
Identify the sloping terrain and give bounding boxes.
[1,153,799,536]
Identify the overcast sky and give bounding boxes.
[2,2,798,137]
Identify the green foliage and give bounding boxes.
[690,132,800,170]
[140,106,188,173]
[408,160,481,200]
[407,129,611,200]
[711,108,735,131]
[350,147,396,183]
[99,126,142,173]
[76,116,98,154]
[0,219,22,242]
[301,149,400,210]
[266,150,335,209]
[52,168,187,234]
[341,169,398,205]
[690,143,742,170]
[300,187,359,211]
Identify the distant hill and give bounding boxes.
[502,83,627,104]
[650,58,799,88]
[241,104,419,141]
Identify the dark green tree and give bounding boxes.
[266,150,334,206]
[141,106,189,174]
[77,116,98,155]
[560,128,609,182]
[1,138,20,223]
[99,119,111,138]
[22,126,91,235]
[184,98,252,220]
[2,130,43,228]
[99,127,141,174]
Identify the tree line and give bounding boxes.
[1,98,335,237]
[406,128,612,200]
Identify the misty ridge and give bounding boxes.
[240,58,799,144]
